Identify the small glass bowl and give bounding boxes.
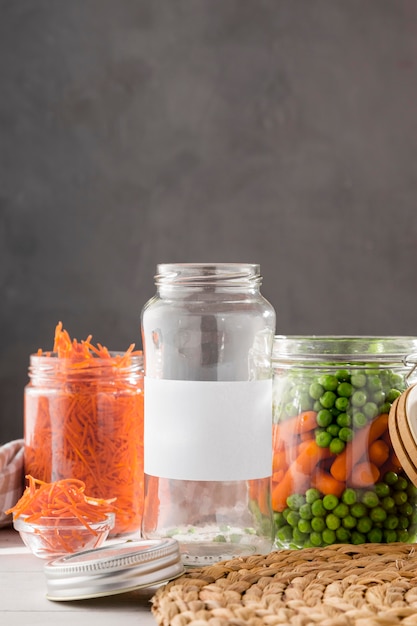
[13,512,115,559]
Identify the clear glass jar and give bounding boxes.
[272,336,417,549]
[24,353,144,536]
[141,263,276,564]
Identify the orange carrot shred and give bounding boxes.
[24,322,144,535]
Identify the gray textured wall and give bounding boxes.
[1,0,417,443]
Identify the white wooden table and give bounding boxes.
[0,527,157,625]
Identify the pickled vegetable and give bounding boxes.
[272,364,416,548]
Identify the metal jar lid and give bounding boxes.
[388,383,417,487]
[44,538,184,601]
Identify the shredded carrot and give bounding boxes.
[24,322,144,535]
[7,475,115,522]
[6,476,116,554]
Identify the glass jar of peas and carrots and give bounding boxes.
[271,336,417,549]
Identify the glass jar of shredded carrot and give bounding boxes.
[272,336,417,550]
[24,323,144,536]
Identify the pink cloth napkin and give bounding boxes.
[0,439,25,527]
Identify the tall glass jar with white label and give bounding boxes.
[141,263,276,565]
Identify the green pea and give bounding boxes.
[351,503,367,518]
[305,488,321,504]
[298,519,312,534]
[336,370,350,382]
[382,506,397,521]
[309,382,325,400]
[335,396,350,412]
[356,516,373,534]
[320,391,337,409]
[311,517,326,532]
[313,400,322,412]
[299,393,313,412]
[338,427,354,443]
[326,424,340,437]
[367,376,382,392]
[299,503,313,520]
[286,511,300,527]
[393,492,408,506]
[336,527,350,542]
[311,499,326,517]
[367,528,383,543]
[352,412,367,428]
[363,402,379,420]
[310,531,323,546]
[390,374,404,389]
[397,529,410,542]
[316,430,333,448]
[361,491,380,508]
[372,390,386,405]
[316,409,333,428]
[318,375,339,391]
[351,390,367,408]
[386,389,402,403]
[351,531,366,545]
[273,512,286,526]
[394,477,408,491]
[326,513,341,530]
[323,494,339,511]
[383,529,398,543]
[383,515,398,530]
[337,413,351,428]
[276,525,293,542]
[398,502,414,517]
[333,503,349,518]
[384,471,399,486]
[407,484,417,502]
[370,507,387,523]
[351,374,367,388]
[286,494,305,510]
[375,482,390,498]
[330,406,341,417]
[337,382,353,398]
[342,515,357,529]
[329,438,345,455]
[342,489,357,506]
[322,528,336,544]
[398,516,410,529]
[378,402,392,414]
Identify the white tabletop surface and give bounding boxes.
[0,527,158,625]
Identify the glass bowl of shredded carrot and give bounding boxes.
[7,476,116,559]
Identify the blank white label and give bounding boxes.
[144,377,272,481]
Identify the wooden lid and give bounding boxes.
[388,384,417,487]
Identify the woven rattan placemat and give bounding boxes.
[151,543,417,626]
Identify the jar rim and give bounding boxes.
[154,263,262,287]
[273,335,417,364]
[28,352,144,377]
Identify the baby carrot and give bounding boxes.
[271,467,310,512]
[271,441,331,512]
[273,411,318,442]
[312,468,345,498]
[350,462,380,488]
[330,413,389,482]
[272,469,285,484]
[368,439,390,467]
